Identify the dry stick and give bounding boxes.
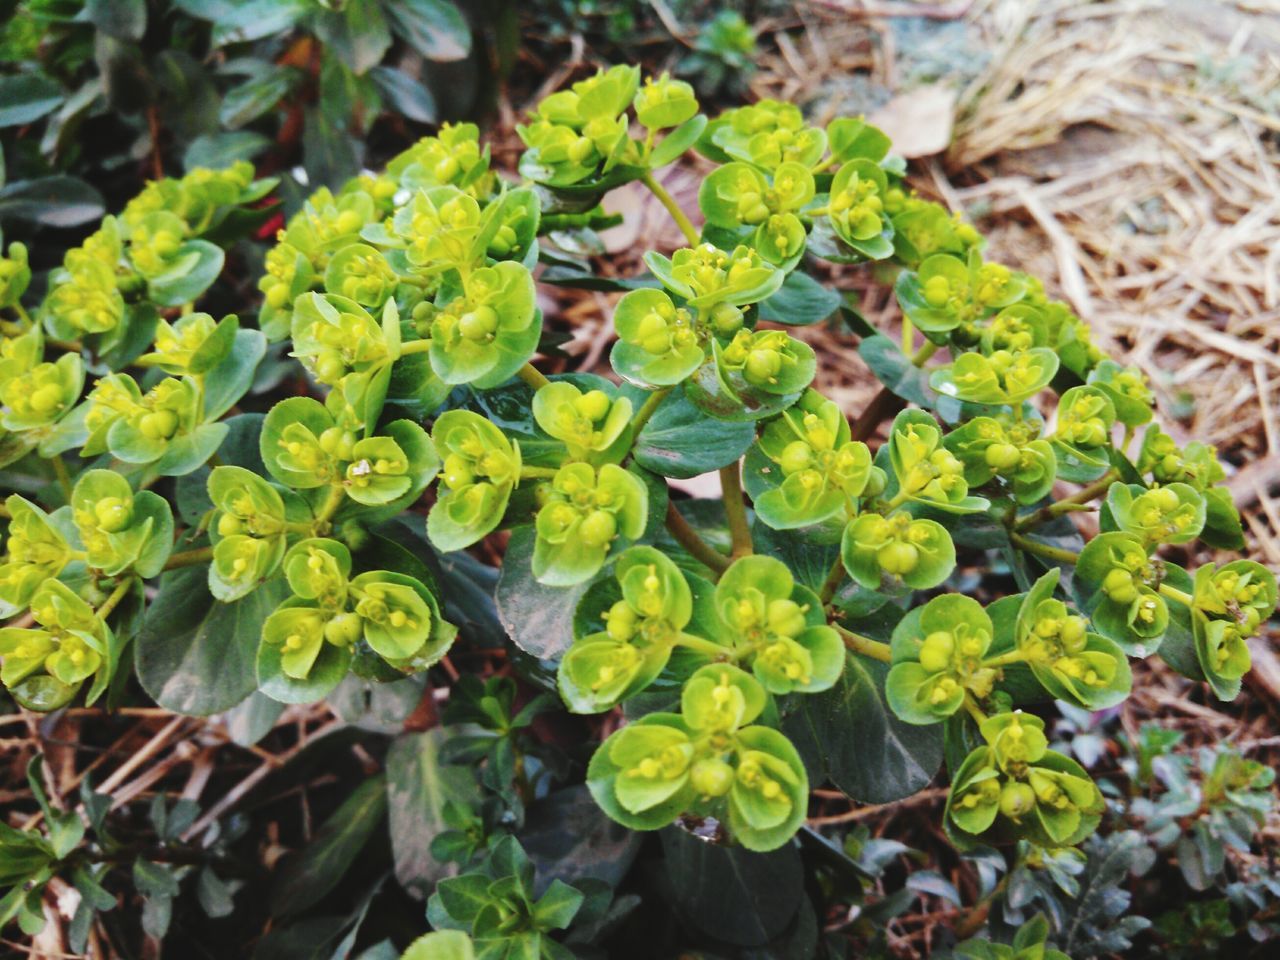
[807,786,949,827]
[664,501,731,576]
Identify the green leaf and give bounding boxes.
[148,240,225,307]
[660,825,803,946]
[369,66,437,124]
[85,0,147,41]
[219,67,294,129]
[757,270,842,327]
[496,525,596,661]
[783,652,944,803]
[385,729,477,899]
[203,329,267,421]
[0,176,104,227]
[858,333,934,407]
[650,114,708,169]
[183,131,273,171]
[386,0,471,62]
[271,776,388,917]
[136,566,290,716]
[630,388,755,479]
[0,74,63,128]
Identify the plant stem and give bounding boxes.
[1009,531,1080,565]
[818,555,847,605]
[399,339,432,356]
[849,340,939,442]
[50,455,72,499]
[1014,469,1118,532]
[520,466,559,480]
[982,649,1028,670]
[719,462,752,559]
[630,386,672,436]
[163,546,214,570]
[834,623,892,663]
[963,693,989,726]
[902,317,914,354]
[313,483,346,530]
[1159,582,1194,607]
[517,362,551,391]
[664,500,730,575]
[674,633,733,658]
[642,172,700,246]
[96,577,135,620]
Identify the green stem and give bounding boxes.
[665,500,730,575]
[642,172,700,246]
[1010,531,1080,565]
[720,462,752,559]
[1159,582,1194,607]
[399,339,432,356]
[163,546,214,570]
[50,455,72,499]
[1014,469,1118,532]
[902,317,914,354]
[963,693,989,726]
[520,466,559,480]
[674,634,734,658]
[834,624,892,663]
[516,362,551,391]
[313,483,346,530]
[982,649,1028,670]
[818,555,846,606]
[96,577,136,620]
[630,386,672,437]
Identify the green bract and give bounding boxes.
[532,462,648,586]
[427,262,538,387]
[887,595,996,724]
[945,712,1103,850]
[896,250,1027,336]
[888,412,989,513]
[1106,481,1206,546]
[559,546,693,713]
[427,411,521,552]
[70,470,173,578]
[0,496,72,616]
[0,578,115,711]
[1076,532,1169,653]
[532,380,632,461]
[826,159,893,259]
[930,347,1060,407]
[709,556,842,694]
[207,466,295,602]
[587,663,808,851]
[842,511,956,591]
[754,391,875,529]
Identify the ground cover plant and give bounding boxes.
[0,55,1276,959]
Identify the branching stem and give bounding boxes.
[163,546,214,570]
[1014,469,1118,532]
[642,172,700,246]
[664,501,730,576]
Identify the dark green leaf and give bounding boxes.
[758,270,842,327]
[386,0,471,62]
[631,388,756,479]
[0,176,104,227]
[369,66,437,124]
[220,68,294,129]
[495,526,592,661]
[136,566,290,716]
[271,776,388,916]
[85,0,147,41]
[0,74,63,127]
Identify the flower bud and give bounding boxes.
[878,541,919,576]
[690,757,735,797]
[999,780,1036,820]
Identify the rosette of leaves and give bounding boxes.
[1087,359,1155,427]
[322,243,400,311]
[1050,385,1116,483]
[1136,423,1243,550]
[752,390,876,529]
[427,411,522,552]
[0,495,73,616]
[517,64,644,189]
[532,462,648,586]
[206,466,302,602]
[944,413,1057,505]
[896,250,1028,338]
[706,555,843,694]
[587,663,809,851]
[930,347,1060,408]
[887,411,990,514]
[841,509,956,591]
[1186,560,1277,700]
[1075,532,1170,653]
[559,546,695,712]
[375,186,485,275]
[890,193,984,268]
[886,594,998,724]
[646,244,784,311]
[0,579,117,711]
[1014,570,1132,710]
[69,470,173,578]
[261,395,438,514]
[1105,482,1206,547]
[945,711,1103,850]
[610,287,705,387]
[713,328,816,402]
[531,380,632,463]
[698,160,816,269]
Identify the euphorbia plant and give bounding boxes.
[0,64,1272,955]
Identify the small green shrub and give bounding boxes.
[0,62,1273,957]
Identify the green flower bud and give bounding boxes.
[999,780,1036,821]
[690,757,735,797]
